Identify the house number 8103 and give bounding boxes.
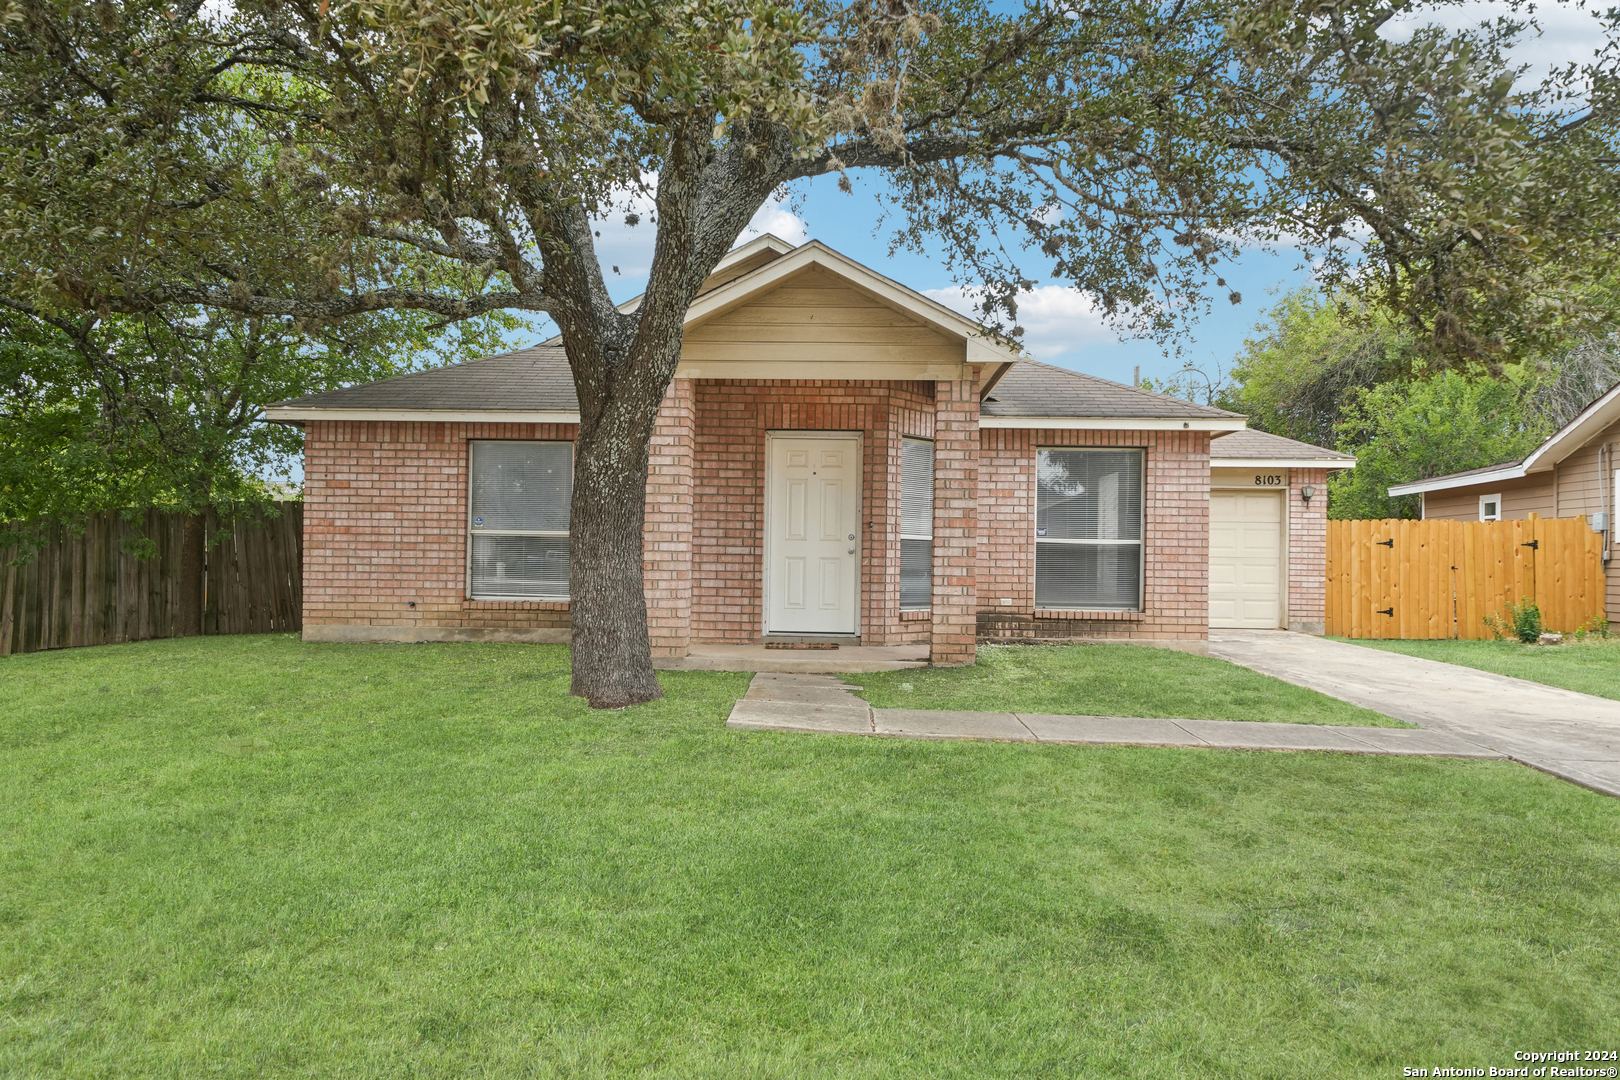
[1254,474,1285,487]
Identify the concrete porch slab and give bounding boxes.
[656,643,929,673]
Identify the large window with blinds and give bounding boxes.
[900,438,934,610]
[1035,448,1144,611]
[468,441,572,600]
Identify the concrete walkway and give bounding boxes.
[727,673,1502,759]
[1211,630,1620,797]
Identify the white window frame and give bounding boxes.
[1035,447,1145,612]
[899,437,934,611]
[467,439,572,601]
[1478,493,1503,522]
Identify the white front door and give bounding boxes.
[766,434,860,635]
[1209,490,1285,629]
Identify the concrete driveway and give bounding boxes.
[1210,630,1620,797]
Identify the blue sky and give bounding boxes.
[499,0,1608,390]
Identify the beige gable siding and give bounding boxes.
[1552,417,1620,625]
[680,266,963,365]
[1553,417,1620,521]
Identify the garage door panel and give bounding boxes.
[1209,491,1283,629]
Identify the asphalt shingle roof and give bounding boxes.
[1210,428,1353,460]
[270,351,1249,424]
[268,346,577,412]
[981,360,1243,420]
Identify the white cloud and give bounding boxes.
[923,283,1115,361]
[1384,1,1607,90]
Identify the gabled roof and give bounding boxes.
[1210,428,1356,469]
[980,360,1246,431]
[1387,379,1620,497]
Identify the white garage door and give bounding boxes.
[1209,491,1284,629]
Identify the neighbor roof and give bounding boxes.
[1387,378,1620,497]
[1210,428,1356,470]
[980,360,1245,431]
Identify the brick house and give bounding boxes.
[266,236,1354,663]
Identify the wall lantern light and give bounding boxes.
[1301,485,1317,505]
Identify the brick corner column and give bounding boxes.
[1288,466,1329,635]
[644,379,695,658]
[930,374,980,665]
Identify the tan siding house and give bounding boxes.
[1389,388,1620,623]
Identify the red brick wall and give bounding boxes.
[930,377,980,664]
[975,428,1213,646]
[302,420,576,642]
[688,379,936,645]
[1288,467,1328,634]
[645,380,695,657]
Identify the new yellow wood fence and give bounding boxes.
[1326,515,1607,639]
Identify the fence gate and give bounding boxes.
[1326,515,1606,639]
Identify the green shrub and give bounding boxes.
[1509,599,1544,643]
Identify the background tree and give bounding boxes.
[5,0,1619,704]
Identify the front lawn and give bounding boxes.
[1343,636,1620,701]
[848,642,1403,725]
[3,635,1617,1077]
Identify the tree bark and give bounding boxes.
[567,396,662,708]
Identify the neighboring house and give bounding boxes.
[265,236,1354,664]
[1387,380,1620,623]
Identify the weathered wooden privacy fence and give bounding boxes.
[0,506,303,656]
[1326,515,1606,639]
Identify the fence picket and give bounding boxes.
[1327,515,1606,639]
[0,507,303,655]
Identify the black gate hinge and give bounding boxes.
[1521,540,1539,550]
[1377,607,1395,617]
[1376,537,1394,548]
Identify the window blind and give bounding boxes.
[900,438,933,610]
[1035,448,1143,610]
[469,441,572,600]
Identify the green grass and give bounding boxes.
[1341,636,1620,701]
[846,642,1405,725]
[4,635,1618,1078]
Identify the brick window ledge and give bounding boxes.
[898,608,932,621]
[463,598,570,612]
[1034,608,1145,622]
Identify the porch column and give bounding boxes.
[930,373,980,665]
[1288,467,1329,635]
[643,378,695,658]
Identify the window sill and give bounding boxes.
[1034,608,1145,621]
[464,598,570,611]
[899,608,932,621]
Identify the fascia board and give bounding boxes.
[262,407,581,424]
[1212,457,1357,470]
[1520,381,1620,471]
[1387,464,1528,496]
[981,416,1247,431]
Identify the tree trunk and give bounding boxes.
[567,394,663,708]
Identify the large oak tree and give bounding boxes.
[4,0,1618,704]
